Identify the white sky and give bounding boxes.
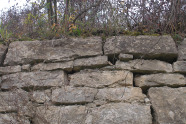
[0,0,27,10]
[0,0,38,15]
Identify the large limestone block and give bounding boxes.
[86,103,152,124]
[95,87,146,103]
[4,37,102,65]
[34,106,87,124]
[70,70,133,88]
[0,114,30,124]
[148,87,186,124]
[116,59,172,73]
[173,61,186,74]
[73,56,109,71]
[135,73,186,89]
[32,56,109,72]
[0,89,31,116]
[0,44,7,66]
[178,38,186,60]
[104,35,177,62]
[0,65,21,75]
[32,61,73,72]
[1,70,67,90]
[52,86,97,104]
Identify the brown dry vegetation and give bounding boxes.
[0,0,185,43]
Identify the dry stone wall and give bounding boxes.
[0,36,185,124]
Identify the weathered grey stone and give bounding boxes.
[31,90,51,103]
[1,70,67,90]
[0,114,30,124]
[148,87,186,124]
[135,73,186,89]
[0,65,21,75]
[104,35,178,62]
[95,87,146,103]
[116,59,172,73]
[0,77,1,85]
[86,103,152,124]
[119,53,133,61]
[178,38,186,60]
[145,98,151,104]
[32,61,73,72]
[32,56,109,72]
[0,89,30,113]
[70,70,133,88]
[4,37,102,65]
[0,44,7,66]
[52,86,97,104]
[34,106,87,124]
[173,61,186,74]
[73,56,109,71]
[100,65,116,70]
[22,64,31,71]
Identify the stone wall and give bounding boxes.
[0,36,185,124]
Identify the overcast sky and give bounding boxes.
[0,0,26,10]
[0,0,38,16]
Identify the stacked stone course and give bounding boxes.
[0,36,185,124]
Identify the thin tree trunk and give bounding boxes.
[47,0,53,26]
[142,0,145,25]
[64,0,70,31]
[54,0,57,24]
[49,0,53,25]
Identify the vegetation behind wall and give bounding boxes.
[0,0,186,42]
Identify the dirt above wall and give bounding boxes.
[0,36,185,124]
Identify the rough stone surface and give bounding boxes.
[178,38,186,60]
[173,61,186,74]
[22,64,31,71]
[4,37,102,65]
[52,86,98,104]
[100,65,117,71]
[119,53,133,61]
[95,87,146,103]
[1,70,67,90]
[104,35,178,62]
[0,89,30,113]
[0,65,21,75]
[34,106,87,124]
[86,103,152,124]
[148,87,186,124]
[0,114,30,124]
[70,70,133,88]
[73,56,109,71]
[116,59,172,73]
[31,90,51,103]
[32,56,109,72]
[135,73,186,89]
[0,44,7,66]
[32,61,73,72]
[0,36,185,123]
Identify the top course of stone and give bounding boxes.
[4,37,103,66]
[2,35,178,66]
[104,35,178,62]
